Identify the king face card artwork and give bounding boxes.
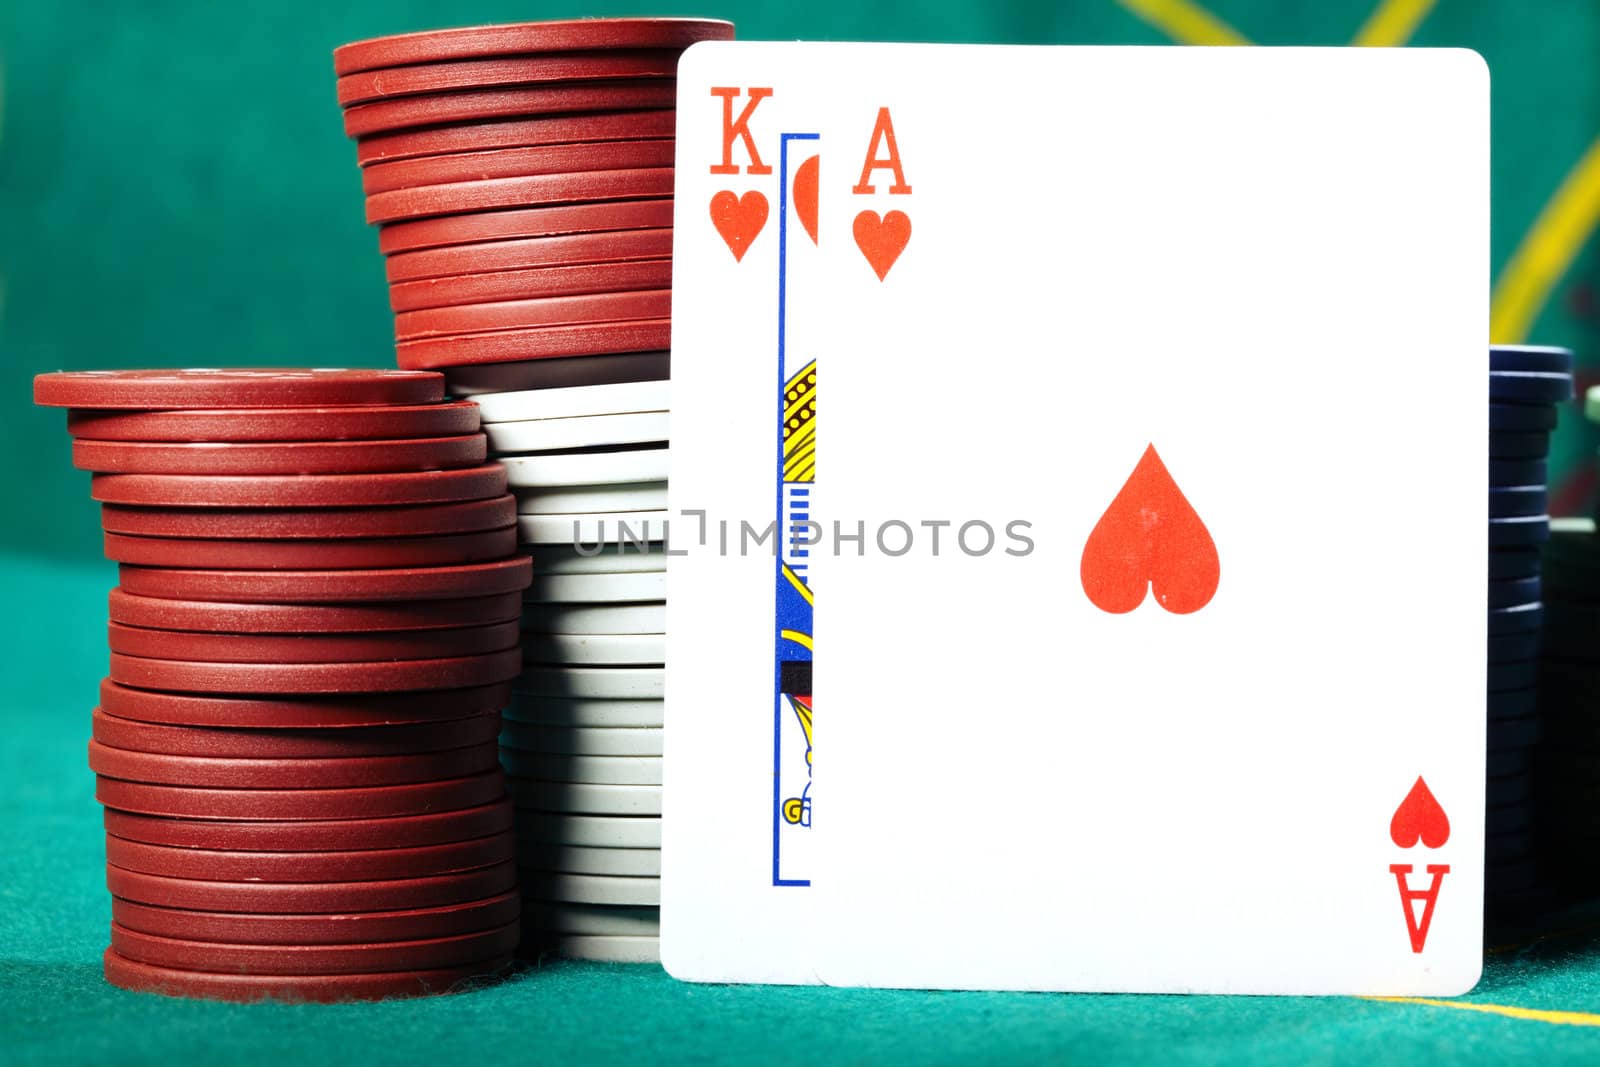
[665,43,1487,994]
[663,70,832,984]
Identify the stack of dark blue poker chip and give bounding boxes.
[1535,502,1600,901]
[1487,344,1574,919]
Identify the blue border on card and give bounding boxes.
[773,131,819,889]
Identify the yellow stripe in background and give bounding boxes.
[1492,135,1600,344]
[1369,997,1600,1028]
[1116,0,1251,45]
[1351,0,1437,47]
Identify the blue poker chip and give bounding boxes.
[1488,688,1537,720]
[1488,458,1547,487]
[1489,486,1548,518]
[1486,773,1534,807]
[1489,371,1575,405]
[1488,548,1541,581]
[1484,859,1541,893]
[1485,796,1535,833]
[1485,833,1534,866]
[1487,659,1538,691]
[1488,430,1551,460]
[1488,575,1542,608]
[1488,601,1542,635]
[1490,344,1575,374]
[1489,403,1558,432]
[1489,515,1550,548]
[1487,747,1534,779]
[1488,629,1540,662]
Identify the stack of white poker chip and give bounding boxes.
[457,377,666,963]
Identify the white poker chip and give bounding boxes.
[472,380,671,422]
[526,570,667,603]
[522,632,666,666]
[500,447,669,488]
[530,542,666,575]
[549,934,660,963]
[517,510,668,545]
[500,723,662,755]
[515,812,661,849]
[520,601,666,634]
[505,695,664,727]
[508,777,662,815]
[517,841,662,876]
[486,411,668,452]
[514,667,664,700]
[520,870,660,906]
[531,902,660,937]
[502,750,662,785]
[516,481,669,516]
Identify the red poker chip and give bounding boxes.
[96,769,506,820]
[103,947,514,1003]
[108,648,523,694]
[66,401,481,442]
[386,229,672,284]
[92,706,500,758]
[362,139,674,195]
[396,320,670,369]
[105,800,513,851]
[365,167,674,225]
[445,351,668,394]
[89,739,502,788]
[107,860,517,913]
[344,82,677,139]
[334,18,733,76]
[101,494,515,540]
[394,291,670,341]
[117,555,532,603]
[103,527,517,570]
[106,620,520,664]
[390,261,673,313]
[111,920,520,977]
[108,588,523,634]
[104,831,515,883]
[34,369,444,410]
[379,199,672,255]
[338,51,683,107]
[91,464,507,508]
[98,678,511,729]
[73,434,486,475]
[111,889,520,945]
[358,111,676,167]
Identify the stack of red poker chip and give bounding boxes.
[334,17,731,964]
[34,369,531,1002]
[334,17,732,376]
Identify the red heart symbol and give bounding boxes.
[710,190,768,262]
[852,209,910,281]
[1080,444,1219,614]
[1390,777,1450,849]
[793,155,820,245]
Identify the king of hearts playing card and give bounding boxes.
[663,43,1487,994]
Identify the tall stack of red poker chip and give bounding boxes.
[34,369,531,1002]
[334,18,733,964]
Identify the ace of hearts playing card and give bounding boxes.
[664,43,1488,995]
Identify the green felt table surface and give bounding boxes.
[3,554,1599,1063]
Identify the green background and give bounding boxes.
[4,1,1600,1061]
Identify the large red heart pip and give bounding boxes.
[1080,444,1219,615]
